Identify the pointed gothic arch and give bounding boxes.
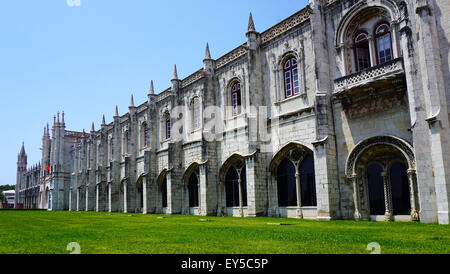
[269,142,316,218]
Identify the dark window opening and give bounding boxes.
[161,177,167,208]
[188,172,199,207]
[390,162,411,215]
[225,166,247,207]
[299,154,317,206]
[354,32,370,71]
[367,164,385,215]
[277,158,297,207]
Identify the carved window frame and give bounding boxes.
[274,50,306,103]
[373,21,393,65]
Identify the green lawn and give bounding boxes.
[0,210,448,254]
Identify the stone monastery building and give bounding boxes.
[15,0,450,224]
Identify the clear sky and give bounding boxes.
[0,0,309,186]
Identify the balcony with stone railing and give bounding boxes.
[333,57,405,95]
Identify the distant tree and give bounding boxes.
[0,185,15,201]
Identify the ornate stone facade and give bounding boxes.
[16,0,450,224]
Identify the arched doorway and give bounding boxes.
[182,163,202,215]
[219,155,247,217]
[270,143,317,218]
[156,169,169,214]
[188,173,199,207]
[346,136,419,221]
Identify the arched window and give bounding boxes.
[87,144,91,169]
[191,97,201,130]
[374,23,392,64]
[231,82,242,116]
[97,143,101,166]
[354,32,370,72]
[188,172,199,207]
[109,138,113,161]
[165,114,171,140]
[140,122,148,149]
[123,131,128,155]
[225,166,247,207]
[283,56,299,98]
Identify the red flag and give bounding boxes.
[46,165,50,171]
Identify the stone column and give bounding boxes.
[351,174,362,220]
[76,189,80,212]
[295,169,303,219]
[69,189,72,211]
[108,183,112,213]
[382,172,393,221]
[197,173,201,215]
[123,182,127,213]
[142,177,147,214]
[367,35,377,67]
[95,184,99,212]
[407,169,420,221]
[85,186,89,212]
[238,177,243,218]
[390,21,399,59]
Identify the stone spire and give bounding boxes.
[18,141,27,166]
[115,105,119,117]
[19,142,25,157]
[62,111,65,125]
[248,12,256,32]
[205,42,211,60]
[130,94,135,107]
[57,111,60,124]
[102,114,106,125]
[149,80,155,95]
[172,64,178,80]
[91,122,95,132]
[203,42,215,75]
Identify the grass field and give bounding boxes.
[0,210,448,254]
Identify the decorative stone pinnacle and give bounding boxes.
[91,122,95,132]
[149,80,155,95]
[102,114,106,125]
[248,12,256,32]
[115,105,119,117]
[172,64,178,80]
[205,42,211,60]
[130,94,135,107]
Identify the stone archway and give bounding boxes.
[219,154,247,217]
[269,142,316,218]
[156,169,169,214]
[345,136,419,221]
[182,163,201,215]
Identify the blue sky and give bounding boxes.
[0,0,308,185]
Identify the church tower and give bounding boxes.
[15,142,27,208]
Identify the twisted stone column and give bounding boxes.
[351,174,362,220]
[382,172,393,221]
[407,169,420,221]
[295,171,303,219]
